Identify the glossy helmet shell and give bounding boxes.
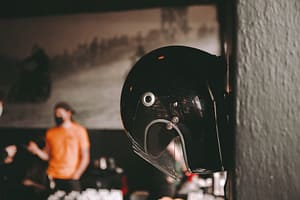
[120,45,230,176]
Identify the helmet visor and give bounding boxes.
[128,118,189,180]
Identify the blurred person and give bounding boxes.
[0,91,18,200]
[1,145,17,165]
[0,91,18,165]
[27,101,90,193]
[21,138,49,200]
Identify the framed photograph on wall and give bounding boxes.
[0,4,220,129]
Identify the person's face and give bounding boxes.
[54,108,72,123]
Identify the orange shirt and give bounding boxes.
[45,122,90,179]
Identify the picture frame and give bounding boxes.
[0,4,220,129]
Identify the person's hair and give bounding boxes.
[54,101,75,114]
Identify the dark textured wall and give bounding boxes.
[235,0,300,199]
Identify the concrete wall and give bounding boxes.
[235,0,300,199]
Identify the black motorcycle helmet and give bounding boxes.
[120,45,231,180]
